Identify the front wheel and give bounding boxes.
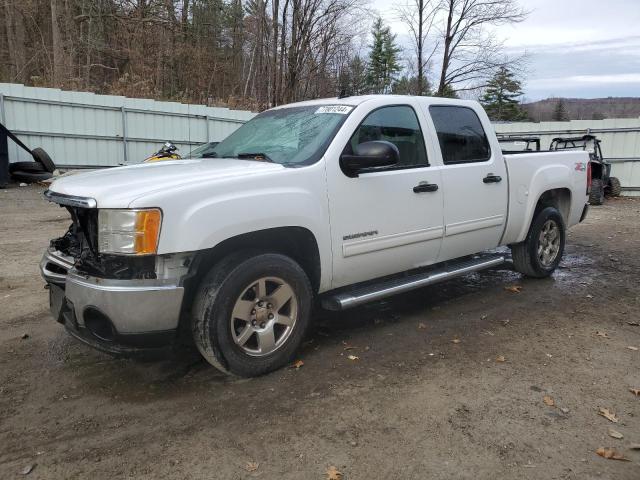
[511,207,566,278]
[192,252,313,377]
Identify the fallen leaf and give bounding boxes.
[291,360,304,369]
[608,429,624,439]
[595,447,629,461]
[629,388,640,396]
[245,461,259,472]
[496,355,506,363]
[326,466,342,480]
[21,333,29,340]
[598,407,619,423]
[20,464,35,475]
[595,331,609,338]
[586,294,594,299]
[627,321,639,326]
[543,395,555,407]
[418,322,427,330]
[629,443,640,450]
[504,285,523,293]
[347,355,359,361]
[627,346,639,351]
[452,338,461,344]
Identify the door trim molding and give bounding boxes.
[445,215,504,237]
[343,226,444,258]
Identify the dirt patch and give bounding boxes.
[1,185,639,479]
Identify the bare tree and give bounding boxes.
[0,0,368,110]
[395,0,439,95]
[435,0,526,96]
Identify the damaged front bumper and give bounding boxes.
[40,247,186,355]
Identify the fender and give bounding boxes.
[501,152,585,245]
[129,162,334,291]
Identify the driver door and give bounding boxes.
[325,102,445,289]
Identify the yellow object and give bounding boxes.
[143,153,181,163]
[133,209,162,254]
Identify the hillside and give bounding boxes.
[523,97,640,121]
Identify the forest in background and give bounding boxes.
[1,0,531,111]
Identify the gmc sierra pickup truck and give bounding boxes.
[40,95,590,377]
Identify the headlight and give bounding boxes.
[98,209,162,255]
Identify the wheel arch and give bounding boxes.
[533,188,572,225]
[510,187,572,245]
[180,227,321,323]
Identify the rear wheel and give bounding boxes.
[608,177,622,197]
[589,178,604,205]
[192,252,312,377]
[511,207,566,278]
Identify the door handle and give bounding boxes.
[413,182,439,193]
[483,174,502,183]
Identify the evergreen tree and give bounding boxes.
[480,67,527,121]
[552,99,570,121]
[391,75,432,95]
[436,84,458,98]
[348,56,368,95]
[367,18,401,94]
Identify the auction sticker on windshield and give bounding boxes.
[315,105,353,114]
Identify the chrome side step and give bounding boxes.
[321,254,506,311]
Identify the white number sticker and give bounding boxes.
[315,105,353,114]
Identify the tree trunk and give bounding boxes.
[4,1,26,82]
[271,0,280,106]
[437,0,454,95]
[51,0,65,85]
[417,0,423,95]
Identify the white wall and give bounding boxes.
[494,118,640,196]
[0,83,256,168]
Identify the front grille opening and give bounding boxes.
[46,262,67,276]
[83,307,116,342]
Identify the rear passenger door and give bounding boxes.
[427,105,508,261]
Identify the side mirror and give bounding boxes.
[340,141,399,177]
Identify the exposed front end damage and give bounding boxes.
[40,191,192,355]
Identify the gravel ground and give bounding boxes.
[1,184,639,480]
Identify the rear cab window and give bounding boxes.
[429,106,491,165]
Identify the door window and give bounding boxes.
[429,106,491,164]
[346,106,429,168]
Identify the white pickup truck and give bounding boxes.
[41,95,590,376]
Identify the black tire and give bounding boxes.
[9,161,46,174]
[608,177,622,197]
[589,178,604,205]
[511,207,566,278]
[11,170,53,183]
[192,251,313,377]
[31,147,56,173]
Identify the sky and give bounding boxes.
[372,0,640,100]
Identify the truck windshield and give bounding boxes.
[209,105,352,166]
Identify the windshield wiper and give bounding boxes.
[236,152,273,162]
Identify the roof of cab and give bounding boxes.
[271,94,479,109]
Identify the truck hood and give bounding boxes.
[49,158,284,208]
